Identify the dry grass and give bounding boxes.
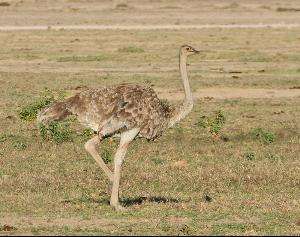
[0,13,300,236]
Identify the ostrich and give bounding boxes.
[37,45,199,211]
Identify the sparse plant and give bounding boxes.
[244,152,255,160]
[151,157,164,165]
[19,90,55,121]
[203,194,213,202]
[251,128,276,144]
[38,121,73,144]
[118,46,145,53]
[0,134,8,143]
[79,128,94,141]
[101,148,113,164]
[179,224,190,235]
[196,115,208,129]
[266,153,281,162]
[12,139,27,150]
[196,110,226,136]
[57,55,107,62]
[0,134,27,150]
[210,110,226,134]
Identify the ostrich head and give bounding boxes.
[180,45,200,57]
[37,101,71,124]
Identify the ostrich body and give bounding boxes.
[37,45,199,211]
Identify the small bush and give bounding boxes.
[251,128,276,144]
[196,110,226,135]
[38,121,73,144]
[19,92,54,121]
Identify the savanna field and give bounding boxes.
[0,0,300,235]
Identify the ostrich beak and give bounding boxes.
[193,49,201,54]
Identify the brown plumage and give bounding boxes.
[37,45,200,211]
[70,84,174,140]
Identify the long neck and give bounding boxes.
[168,52,194,128]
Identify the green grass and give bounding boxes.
[117,46,145,53]
[196,110,226,136]
[1,98,299,235]
[39,121,74,144]
[56,55,108,62]
[19,93,54,121]
[251,127,276,144]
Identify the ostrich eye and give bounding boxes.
[186,47,190,51]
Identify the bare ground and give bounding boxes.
[0,23,299,31]
[158,87,300,100]
[1,0,300,26]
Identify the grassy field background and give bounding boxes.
[0,0,300,235]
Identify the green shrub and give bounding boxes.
[19,92,54,121]
[196,110,226,135]
[251,128,276,144]
[38,121,73,144]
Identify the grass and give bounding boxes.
[39,121,73,144]
[251,128,276,144]
[0,26,299,235]
[0,134,28,151]
[56,55,108,62]
[1,98,299,235]
[19,92,54,121]
[196,110,226,136]
[117,46,145,53]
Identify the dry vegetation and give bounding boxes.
[0,0,300,235]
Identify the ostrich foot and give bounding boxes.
[111,203,125,212]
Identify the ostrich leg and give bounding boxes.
[110,128,139,211]
[84,136,113,182]
[84,119,127,182]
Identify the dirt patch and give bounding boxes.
[157,87,300,100]
[1,0,300,27]
[0,24,299,31]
